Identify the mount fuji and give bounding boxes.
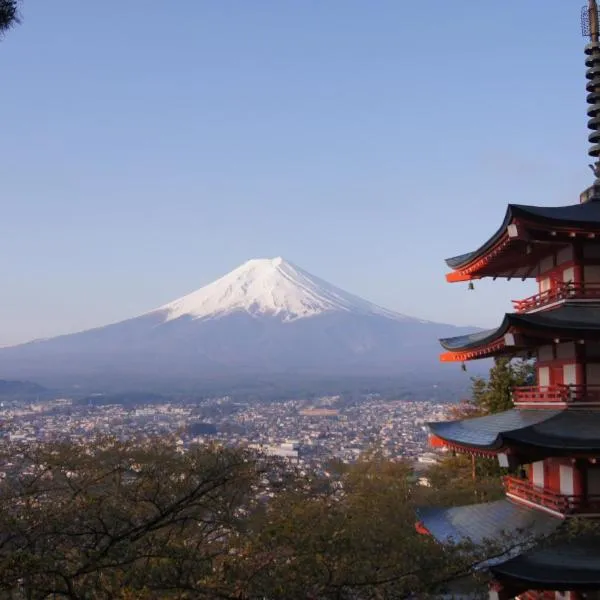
[0,258,476,389]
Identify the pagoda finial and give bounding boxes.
[587,0,600,43]
[583,1,600,200]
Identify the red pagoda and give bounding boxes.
[416,3,600,598]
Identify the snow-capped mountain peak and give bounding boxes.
[154,257,411,323]
[0,256,473,387]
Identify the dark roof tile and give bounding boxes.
[446,202,600,270]
[491,535,600,589]
[416,499,560,546]
[428,409,559,449]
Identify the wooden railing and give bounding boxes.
[512,384,600,404]
[503,476,600,515]
[512,281,600,312]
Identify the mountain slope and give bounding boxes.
[152,257,416,323]
[0,258,477,388]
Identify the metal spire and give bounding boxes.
[585,0,600,42]
[584,1,600,198]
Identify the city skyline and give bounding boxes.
[0,1,589,345]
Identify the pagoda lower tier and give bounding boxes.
[421,405,600,596]
[489,535,600,595]
[428,408,600,517]
[416,499,560,549]
[416,500,600,599]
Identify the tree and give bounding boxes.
[424,452,504,502]
[451,357,535,419]
[230,453,517,599]
[0,439,522,599]
[0,0,20,38]
[438,358,534,486]
[0,437,282,599]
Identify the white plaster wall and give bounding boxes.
[588,467,600,495]
[563,363,577,385]
[557,246,574,264]
[559,465,575,496]
[587,363,600,385]
[540,277,551,293]
[584,265,600,282]
[584,243,600,259]
[563,266,575,283]
[556,342,575,360]
[532,461,545,487]
[538,345,553,362]
[538,366,550,387]
[586,341,600,360]
[539,255,555,273]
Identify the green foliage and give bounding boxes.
[422,454,503,506]
[0,438,515,599]
[0,0,19,37]
[0,437,270,599]
[236,454,486,599]
[452,358,535,418]
[440,358,535,486]
[479,357,534,414]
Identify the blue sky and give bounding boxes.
[0,1,591,345]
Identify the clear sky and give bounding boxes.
[0,1,591,346]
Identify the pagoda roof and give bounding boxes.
[428,409,559,451]
[416,499,559,549]
[445,201,600,282]
[428,408,600,455]
[440,304,600,361]
[490,535,600,590]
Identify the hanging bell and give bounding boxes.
[461,362,467,372]
[468,282,475,291]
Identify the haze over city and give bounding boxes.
[0,1,589,346]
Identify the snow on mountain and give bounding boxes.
[0,257,477,388]
[153,257,416,323]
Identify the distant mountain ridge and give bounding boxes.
[0,379,46,396]
[0,258,479,389]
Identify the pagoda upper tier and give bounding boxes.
[445,201,600,282]
[440,304,600,362]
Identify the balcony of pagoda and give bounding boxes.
[512,281,600,313]
[512,384,600,406]
[503,475,600,516]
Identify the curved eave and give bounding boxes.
[490,536,600,591]
[440,305,600,362]
[445,206,513,273]
[440,320,510,352]
[415,499,560,548]
[428,425,502,452]
[439,317,513,362]
[427,409,561,452]
[429,409,600,455]
[445,202,600,282]
[428,435,501,456]
[505,409,600,454]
